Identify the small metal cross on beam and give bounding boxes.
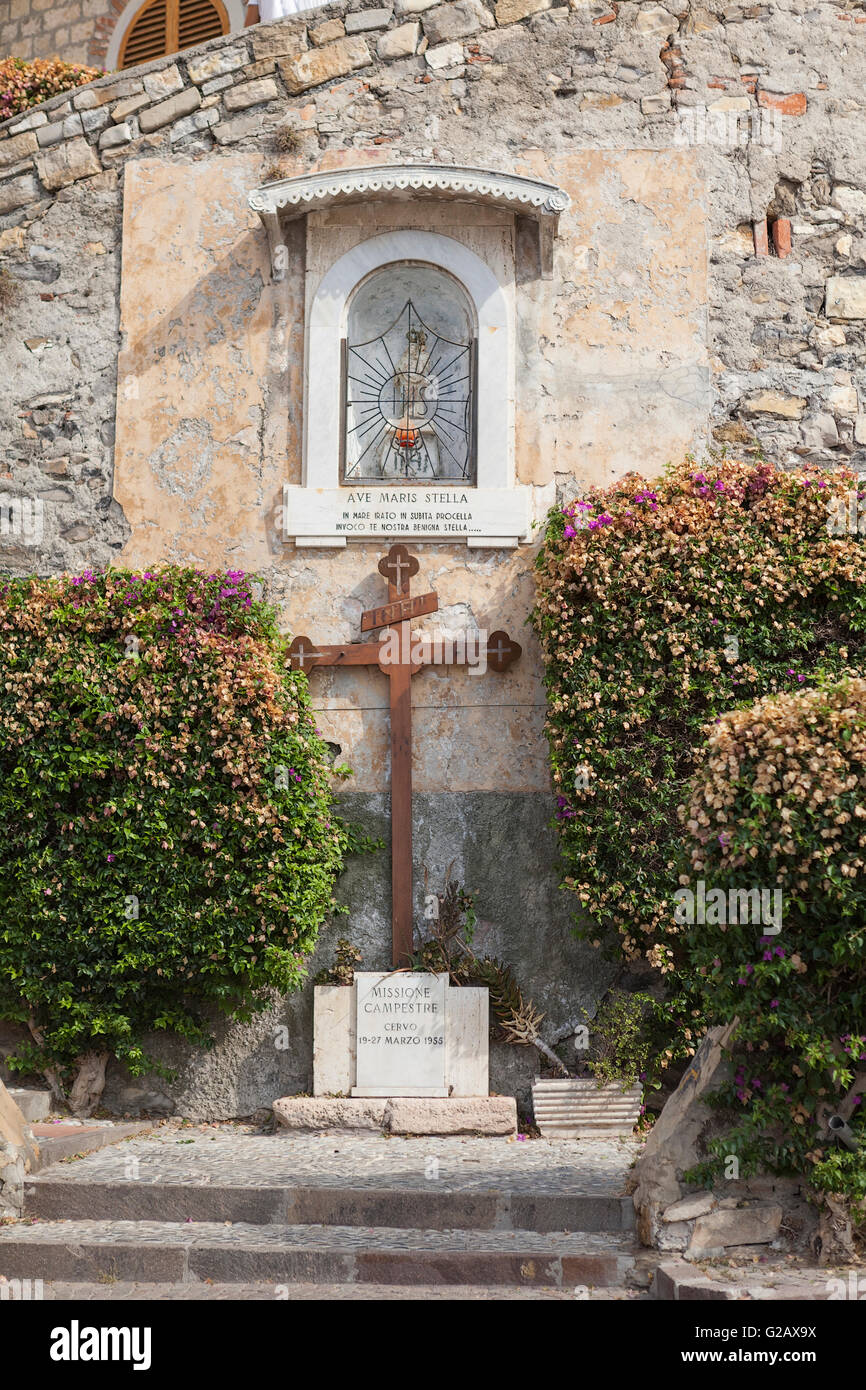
[288,543,522,967]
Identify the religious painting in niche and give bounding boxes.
[342,263,476,485]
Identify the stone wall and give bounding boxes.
[2,0,865,580]
[2,0,866,1117]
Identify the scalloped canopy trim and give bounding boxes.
[248,163,571,220]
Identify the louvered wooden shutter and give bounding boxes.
[177,0,227,51]
[119,0,228,70]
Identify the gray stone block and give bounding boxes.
[661,1192,715,1223]
[385,1097,516,1135]
[35,137,101,190]
[688,1203,783,1256]
[27,1180,287,1225]
[81,109,111,134]
[0,131,38,166]
[0,1237,185,1283]
[223,78,280,112]
[6,1087,50,1122]
[138,88,201,134]
[0,173,38,214]
[274,1096,387,1130]
[99,123,134,151]
[377,20,420,57]
[169,109,220,142]
[190,1245,353,1283]
[186,43,251,85]
[211,112,266,145]
[423,0,494,44]
[36,120,67,148]
[73,78,144,111]
[143,64,184,99]
[345,7,394,31]
[110,94,151,123]
[7,111,48,133]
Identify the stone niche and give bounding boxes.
[248,161,572,549]
[314,971,489,1098]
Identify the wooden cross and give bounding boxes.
[288,544,522,967]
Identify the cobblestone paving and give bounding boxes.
[0,1219,635,1253]
[31,1126,639,1194]
[20,1280,648,1300]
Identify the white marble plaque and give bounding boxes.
[352,971,448,1097]
[283,485,531,548]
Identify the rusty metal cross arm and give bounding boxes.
[285,545,521,968]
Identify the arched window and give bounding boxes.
[118,0,229,69]
[342,264,477,485]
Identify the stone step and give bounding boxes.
[24,1178,634,1233]
[22,1130,638,1234]
[30,1121,155,1170]
[11,1280,651,1301]
[0,1220,639,1288]
[654,1259,844,1302]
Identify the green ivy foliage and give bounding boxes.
[0,567,355,1082]
[681,677,866,1186]
[581,989,658,1092]
[532,457,866,978]
[810,1150,866,1225]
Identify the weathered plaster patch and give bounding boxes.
[114,155,280,573]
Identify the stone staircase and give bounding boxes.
[0,1128,655,1298]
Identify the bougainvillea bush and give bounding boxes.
[681,678,865,1208]
[0,57,103,121]
[532,457,866,981]
[0,568,353,1107]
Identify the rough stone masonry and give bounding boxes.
[1,0,865,1117]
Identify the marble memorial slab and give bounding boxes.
[283,485,532,547]
[352,971,448,1097]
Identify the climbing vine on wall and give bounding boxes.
[681,677,866,1200]
[533,456,866,1200]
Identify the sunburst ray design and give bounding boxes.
[344,300,473,482]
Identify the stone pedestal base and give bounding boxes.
[273,1095,517,1136]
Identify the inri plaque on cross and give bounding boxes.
[288,544,522,967]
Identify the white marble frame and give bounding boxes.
[304,230,514,494]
